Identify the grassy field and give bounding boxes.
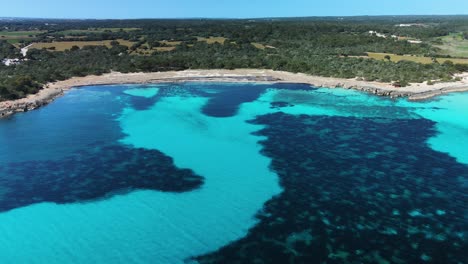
[0,30,46,37]
[131,41,179,55]
[133,37,228,55]
[0,30,46,43]
[160,40,182,46]
[26,37,269,55]
[434,33,468,58]
[132,38,276,55]
[197,36,227,44]
[30,39,135,51]
[4,39,21,44]
[155,47,176,51]
[367,52,468,64]
[251,43,276,50]
[133,46,176,55]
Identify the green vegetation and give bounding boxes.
[0,41,20,59]
[197,36,228,44]
[57,28,140,35]
[0,30,46,44]
[29,39,135,51]
[1,16,468,101]
[367,52,468,64]
[434,33,468,57]
[0,30,46,37]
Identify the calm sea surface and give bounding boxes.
[0,83,466,263]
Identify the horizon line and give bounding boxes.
[1,14,468,21]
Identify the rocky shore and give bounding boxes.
[1,69,467,118]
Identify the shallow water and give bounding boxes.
[0,83,466,263]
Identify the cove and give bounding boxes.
[0,83,466,263]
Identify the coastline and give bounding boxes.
[1,69,468,118]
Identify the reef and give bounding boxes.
[196,113,467,264]
[0,144,203,213]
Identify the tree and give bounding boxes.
[0,17,463,101]
[110,40,120,47]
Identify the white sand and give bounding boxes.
[1,69,468,117]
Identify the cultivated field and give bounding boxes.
[197,36,227,44]
[367,52,468,64]
[155,47,176,51]
[30,39,135,51]
[160,40,182,46]
[0,30,46,37]
[0,30,46,43]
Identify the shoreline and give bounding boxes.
[1,69,468,118]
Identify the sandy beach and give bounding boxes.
[1,69,468,117]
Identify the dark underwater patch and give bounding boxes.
[0,144,203,213]
[200,83,314,118]
[196,113,468,264]
[126,94,160,110]
[201,84,267,117]
[120,82,315,118]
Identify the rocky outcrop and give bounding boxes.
[322,84,412,99]
[0,89,64,118]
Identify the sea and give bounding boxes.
[0,83,466,263]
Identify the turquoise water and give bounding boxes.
[123,87,160,98]
[398,93,468,164]
[0,83,466,263]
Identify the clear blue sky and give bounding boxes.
[2,0,468,19]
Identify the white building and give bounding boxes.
[2,58,21,66]
[369,31,387,38]
[398,23,426,27]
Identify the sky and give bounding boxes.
[1,0,468,19]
